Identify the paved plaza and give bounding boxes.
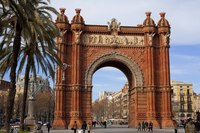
[42,126,185,133]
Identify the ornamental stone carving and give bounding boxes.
[162,33,170,46]
[73,30,82,44]
[107,18,121,35]
[147,33,155,46]
[58,30,67,43]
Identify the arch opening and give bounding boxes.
[84,52,144,90]
[92,66,129,127]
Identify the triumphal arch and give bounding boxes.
[53,8,174,129]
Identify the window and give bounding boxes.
[187,89,190,95]
[181,97,184,101]
[181,104,184,111]
[180,89,183,95]
[188,97,191,101]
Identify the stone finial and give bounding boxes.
[157,12,170,34]
[71,8,84,24]
[145,12,152,17]
[55,7,69,30]
[143,11,155,33]
[56,7,69,23]
[160,12,166,18]
[75,8,81,14]
[157,12,170,28]
[143,11,155,27]
[60,8,66,13]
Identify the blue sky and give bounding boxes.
[2,0,200,100]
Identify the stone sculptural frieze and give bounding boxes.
[82,34,144,47]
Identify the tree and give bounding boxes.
[0,0,62,132]
[0,1,33,132]
[35,88,52,122]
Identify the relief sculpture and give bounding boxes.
[82,34,144,47]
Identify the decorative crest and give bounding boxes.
[107,18,121,35]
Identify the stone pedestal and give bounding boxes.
[24,98,36,131]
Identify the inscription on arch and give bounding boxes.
[82,34,144,46]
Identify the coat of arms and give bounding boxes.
[107,18,121,35]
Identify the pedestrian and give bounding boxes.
[13,127,18,133]
[145,121,149,131]
[87,122,92,133]
[104,121,107,128]
[142,121,146,131]
[185,118,197,133]
[173,120,178,133]
[46,122,51,133]
[148,121,153,132]
[72,121,78,133]
[137,122,141,131]
[82,121,87,133]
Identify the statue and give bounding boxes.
[107,18,121,35]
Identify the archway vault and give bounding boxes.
[53,8,174,129]
[84,52,144,89]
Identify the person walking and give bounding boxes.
[87,122,92,133]
[145,121,149,131]
[82,121,87,133]
[148,121,153,132]
[104,121,107,128]
[72,121,78,133]
[137,122,141,131]
[46,122,51,133]
[173,120,178,133]
[142,121,146,131]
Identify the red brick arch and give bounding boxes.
[84,52,144,88]
[53,9,174,129]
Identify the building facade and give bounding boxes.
[194,94,200,112]
[98,91,114,101]
[171,80,195,122]
[111,83,129,122]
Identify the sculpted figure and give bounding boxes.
[107,18,121,35]
[73,30,82,44]
[58,30,67,43]
[163,34,170,46]
[147,33,155,46]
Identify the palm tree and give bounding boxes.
[0,0,62,132]
[18,38,62,130]
[0,1,31,132]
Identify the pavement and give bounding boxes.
[42,125,185,133]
